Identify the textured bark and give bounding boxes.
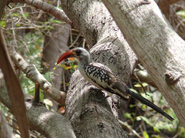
[61,0,139,137]
[11,50,66,106]
[0,2,14,137]
[102,0,185,127]
[0,79,76,138]
[41,23,70,109]
[131,69,156,87]
[0,1,30,137]
[0,110,15,138]
[42,24,70,89]
[7,0,72,25]
[0,31,30,137]
[0,0,7,19]
[66,69,127,138]
[155,0,185,40]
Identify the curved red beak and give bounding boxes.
[57,50,75,64]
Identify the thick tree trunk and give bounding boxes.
[61,0,138,137]
[102,0,185,127]
[42,23,70,109]
[1,0,182,136]
[0,109,15,138]
[0,78,76,138]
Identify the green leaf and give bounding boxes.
[151,135,161,138]
[137,116,152,125]
[129,88,138,93]
[124,112,134,122]
[58,6,62,9]
[22,13,29,19]
[124,112,132,119]
[129,104,136,108]
[155,121,173,131]
[153,127,160,133]
[49,19,62,24]
[65,82,69,86]
[52,20,62,23]
[142,131,149,138]
[40,90,44,101]
[0,21,6,27]
[58,64,72,70]
[44,71,53,82]
[137,116,160,132]
[16,23,21,27]
[134,82,148,87]
[177,10,185,18]
[12,13,18,16]
[47,26,54,29]
[141,92,153,100]
[73,65,78,69]
[141,104,147,109]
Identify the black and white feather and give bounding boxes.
[59,47,174,121]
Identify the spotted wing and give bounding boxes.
[84,65,129,99]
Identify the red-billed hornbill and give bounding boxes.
[57,47,173,121]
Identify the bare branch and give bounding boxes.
[102,0,185,127]
[7,0,72,25]
[10,49,66,106]
[131,69,157,88]
[0,0,7,19]
[0,31,29,137]
[60,1,138,137]
[0,79,76,138]
[0,110,15,138]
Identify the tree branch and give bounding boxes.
[0,30,29,137]
[131,69,157,88]
[10,49,66,106]
[0,0,7,19]
[102,0,185,127]
[61,0,139,137]
[0,79,76,138]
[7,0,72,25]
[0,109,15,138]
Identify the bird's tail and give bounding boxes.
[127,88,174,121]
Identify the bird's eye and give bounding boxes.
[75,49,81,56]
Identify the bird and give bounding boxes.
[57,47,174,121]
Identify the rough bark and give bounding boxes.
[1,0,181,136]
[0,31,30,137]
[102,0,185,127]
[7,0,72,25]
[0,78,76,138]
[0,110,15,138]
[42,23,70,90]
[41,23,70,109]
[61,0,138,137]
[0,1,30,137]
[66,70,127,138]
[0,0,7,20]
[10,49,66,106]
[155,0,185,40]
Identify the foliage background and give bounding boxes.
[0,0,185,137]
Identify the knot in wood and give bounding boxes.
[165,71,181,85]
[98,122,105,132]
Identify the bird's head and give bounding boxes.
[57,47,91,66]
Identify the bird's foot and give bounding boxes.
[26,98,45,106]
[33,101,45,106]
